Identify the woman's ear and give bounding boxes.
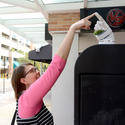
[20,78,26,85]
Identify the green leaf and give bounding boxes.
[94,30,105,35]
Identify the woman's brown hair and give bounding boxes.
[11,63,33,100]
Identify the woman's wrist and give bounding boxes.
[69,24,76,32]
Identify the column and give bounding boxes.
[51,31,78,125]
[48,12,80,125]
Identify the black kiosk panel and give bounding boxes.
[75,44,125,125]
[80,74,125,125]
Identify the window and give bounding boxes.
[2,32,10,39]
[12,37,18,42]
[1,44,9,49]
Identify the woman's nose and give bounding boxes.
[36,68,39,73]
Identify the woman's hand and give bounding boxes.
[70,13,95,31]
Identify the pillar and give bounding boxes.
[48,12,80,125]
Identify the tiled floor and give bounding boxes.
[0,78,52,125]
[0,78,16,125]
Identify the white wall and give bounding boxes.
[79,32,98,53]
[51,32,79,125]
[79,32,125,52]
[114,32,125,44]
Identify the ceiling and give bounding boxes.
[0,0,124,48]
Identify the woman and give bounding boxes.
[11,13,95,125]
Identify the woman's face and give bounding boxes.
[22,65,40,88]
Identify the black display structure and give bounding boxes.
[75,44,125,125]
[28,44,52,63]
[80,6,125,32]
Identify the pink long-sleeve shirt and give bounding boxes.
[18,54,66,119]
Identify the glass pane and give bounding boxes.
[42,0,83,4]
[88,0,110,1]
[40,0,111,5]
[0,2,14,7]
[26,0,111,4]
[26,0,34,2]
[0,12,44,19]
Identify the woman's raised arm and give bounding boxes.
[55,13,95,60]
